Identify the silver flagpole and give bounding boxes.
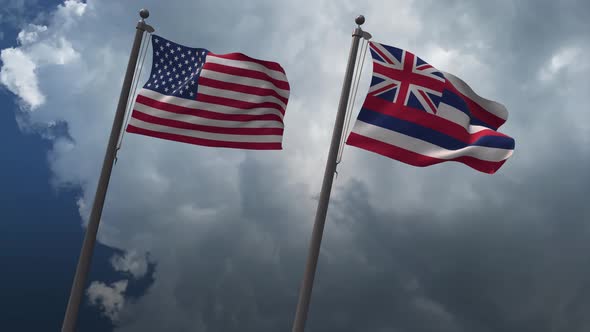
[292,15,367,332]
[61,9,154,332]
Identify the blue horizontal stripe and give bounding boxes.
[440,88,493,129]
[357,108,514,150]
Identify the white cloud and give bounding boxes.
[0,1,84,110]
[0,47,44,108]
[17,25,48,44]
[538,46,580,82]
[87,280,128,321]
[111,251,149,279]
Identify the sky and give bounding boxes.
[1,0,589,331]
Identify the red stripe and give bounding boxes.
[198,76,289,105]
[136,94,284,123]
[131,110,284,136]
[196,93,285,114]
[374,63,446,91]
[418,89,437,114]
[363,96,511,144]
[346,132,506,174]
[444,80,505,130]
[416,64,433,70]
[208,53,286,73]
[369,83,397,97]
[202,63,290,91]
[370,42,395,65]
[126,125,282,150]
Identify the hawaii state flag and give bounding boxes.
[346,41,515,174]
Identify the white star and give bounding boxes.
[172,67,177,72]
[182,70,186,75]
[165,53,169,58]
[168,77,173,82]
[191,81,195,85]
[154,63,159,67]
[152,74,156,78]
[159,46,164,51]
[155,51,160,56]
[191,57,195,61]
[163,65,168,70]
[170,49,175,54]
[159,58,164,63]
[155,84,159,88]
[172,84,176,88]
[181,53,185,58]
[158,69,162,74]
[178,63,182,68]
[165,42,170,47]
[190,92,194,96]
[174,56,179,61]
[178,80,182,85]
[177,46,181,51]
[147,83,151,87]
[185,60,189,65]
[166,71,170,76]
[164,87,169,92]
[175,74,179,79]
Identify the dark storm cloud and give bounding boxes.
[3,0,589,331]
[116,1,590,331]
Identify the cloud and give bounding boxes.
[538,46,580,82]
[2,0,590,331]
[87,280,128,321]
[0,0,84,110]
[110,251,150,279]
[0,47,44,108]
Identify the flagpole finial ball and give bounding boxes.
[139,9,149,19]
[355,15,365,25]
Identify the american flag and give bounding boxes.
[347,41,515,174]
[127,35,290,150]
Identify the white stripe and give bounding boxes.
[206,55,288,82]
[351,120,513,162]
[442,71,508,121]
[137,89,284,120]
[437,102,471,127]
[197,85,287,110]
[437,103,497,134]
[200,69,290,98]
[133,103,284,128]
[128,117,283,143]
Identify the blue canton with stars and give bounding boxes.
[144,35,209,100]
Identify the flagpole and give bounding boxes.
[61,9,154,332]
[291,15,366,332]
